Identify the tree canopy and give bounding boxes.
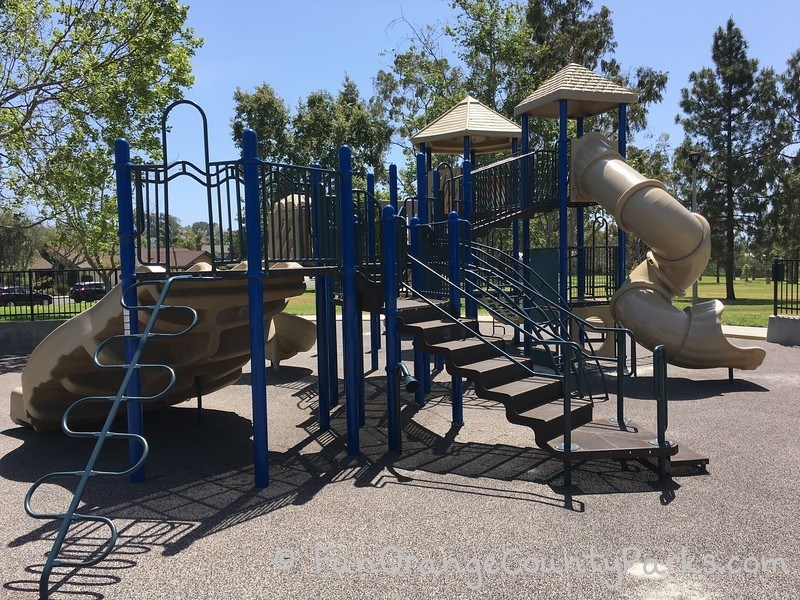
[677,19,796,298]
[231,76,392,182]
[0,0,201,269]
[375,0,667,160]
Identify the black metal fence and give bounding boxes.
[773,258,800,316]
[0,268,120,322]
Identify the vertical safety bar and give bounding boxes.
[339,146,360,455]
[115,138,145,484]
[462,159,476,320]
[311,165,330,430]
[617,103,628,291]
[562,344,573,488]
[416,153,431,392]
[368,173,381,372]
[389,164,398,211]
[653,344,669,481]
[615,330,627,425]
[410,217,426,407]
[520,114,532,357]
[242,129,270,487]
[383,205,402,452]
[448,211,464,426]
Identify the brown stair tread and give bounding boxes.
[668,444,709,468]
[547,419,679,459]
[457,356,528,372]
[397,298,439,311]
[433,337,504,352]
[516,398,592,422]
[404,318,469,328]
[486,376,562,397]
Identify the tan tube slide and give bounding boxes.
[570,133,765,370]
[10,261,316,431]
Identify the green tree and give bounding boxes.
[374,0,667,193]
[0,0,201,269]
[232,77,392,182]
[762,50,800,258]
[0,211,46,269]
[677,19,785,299]
[291,76,392,181]
[231,83,292,163]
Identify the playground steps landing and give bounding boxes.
[397,298,679,462]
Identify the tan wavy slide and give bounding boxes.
[570,133,765,370]
[10,261,316,431]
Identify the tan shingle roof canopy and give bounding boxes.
[411,95,521,154]
[514,63,637,119]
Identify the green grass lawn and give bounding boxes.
[672,279,772,327]
[285,279,773,327]
[283,291,338,316]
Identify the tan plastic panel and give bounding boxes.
[570,133,765,370]
[10,262,313,430]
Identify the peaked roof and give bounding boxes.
[514,63,637,119]
[411,95,521,154]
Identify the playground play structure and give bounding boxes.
[16,64,766,596]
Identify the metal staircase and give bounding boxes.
[382,210,684,487]
[25,274,208,598]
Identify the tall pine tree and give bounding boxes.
[677,19,782,299]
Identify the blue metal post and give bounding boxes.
[327,273,338,407]
[410,217,426,407]
[432,168,442,222]
[339,146,360,455]
[367,173,381,373]
[512,130,521,346]
[448,211,464,426]
[617,103,628,291]
[415,152,431,393]
[383,205,402,452]
[558,100,569,340]
[576,118,585,300]
[356,288,365,427]
[521,113,532,357]
[242,129,270,487]
[312,164,330,430]
[389,164,398,211]
[115,138,144,484]
[615,104,629,425]
[416,152,428,224]
[462,159,476,320]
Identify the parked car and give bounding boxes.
[0,285,54,307]
[70,281,108,303]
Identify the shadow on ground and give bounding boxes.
[3,369,686,598]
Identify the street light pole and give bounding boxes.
[689,151,702,305]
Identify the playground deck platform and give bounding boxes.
[1,330,797,599]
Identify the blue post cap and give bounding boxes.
[242,129,258,157]
[383,205,396,219]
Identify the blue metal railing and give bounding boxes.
[468,149,558,232]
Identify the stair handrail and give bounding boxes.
[25,273,208,598]
[459,263,609,401]
[471,241,637,376]
[405,254,586,385]
[467,263,562,337]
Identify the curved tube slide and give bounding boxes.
[10,261,315,430]
[570,133,765,370]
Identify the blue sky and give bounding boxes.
[164,0,800,223]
